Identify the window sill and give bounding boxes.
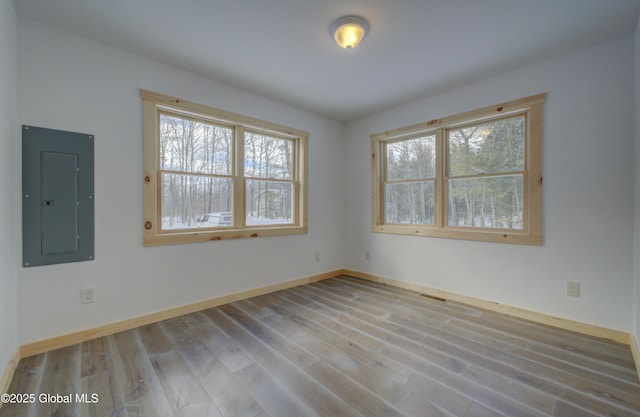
[144,225,308,246]
[372,224,542,246]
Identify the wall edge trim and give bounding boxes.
[631,333,640,383]
[0,347,20,405]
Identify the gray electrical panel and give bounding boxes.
[22,125,94,267]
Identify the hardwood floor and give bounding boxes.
[1,275,639,417]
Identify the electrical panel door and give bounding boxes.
[22,125,94,267]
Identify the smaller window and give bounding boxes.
[372,94,545,245]
[142,90,308,246]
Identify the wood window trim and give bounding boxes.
[141,89,308,246]
[371,94,545,245]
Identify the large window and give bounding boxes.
[372,94,544,245]
[142,90,308,246]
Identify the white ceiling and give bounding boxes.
[13,0,640,122]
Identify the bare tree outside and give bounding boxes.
[244,132,294,225]
[447,115,525,229]
[384,135,436,224]
[159,112,232,230]
[158,113,295,230]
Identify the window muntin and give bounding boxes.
[372,94,544,245]
[142,90,308,245]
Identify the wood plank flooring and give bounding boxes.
[1,275,639,417]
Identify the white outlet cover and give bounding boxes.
[566,282,580,297]
[81,287,95,304]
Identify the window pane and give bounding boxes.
[159,113,232,175]
[386,135,436,181]
[385,181,434,225]
[449,116,524,176]
[244,132,293,180]
[448,174,523,229]
[161,173,233,230]
[246,180,293,225]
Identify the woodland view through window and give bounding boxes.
[372,94,544,245]
[142,90,308,246]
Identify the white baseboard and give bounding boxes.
[344,269,630,345]
[15,268,640,385]
[20,269,344,358]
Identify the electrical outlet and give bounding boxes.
[81,287,95,304]
[566,282,580,298]
[365,251,370,260]
[314,252,320,262]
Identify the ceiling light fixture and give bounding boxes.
[330,15,369,49]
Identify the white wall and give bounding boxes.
[17,18,345,344]
[345,37,636,332]
[0,0,18,374]
[14,15,638,346]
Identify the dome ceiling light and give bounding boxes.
[330,15,369,49]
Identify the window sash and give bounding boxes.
[445,173,525,230]
[158,110,234,176]
[244,130,296,181]
[245,179,296,226]
[384,180,435,225]
[384,133,437,181]
[371,94,544,245]
[445,113,527,178]
[159,173,234,232]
